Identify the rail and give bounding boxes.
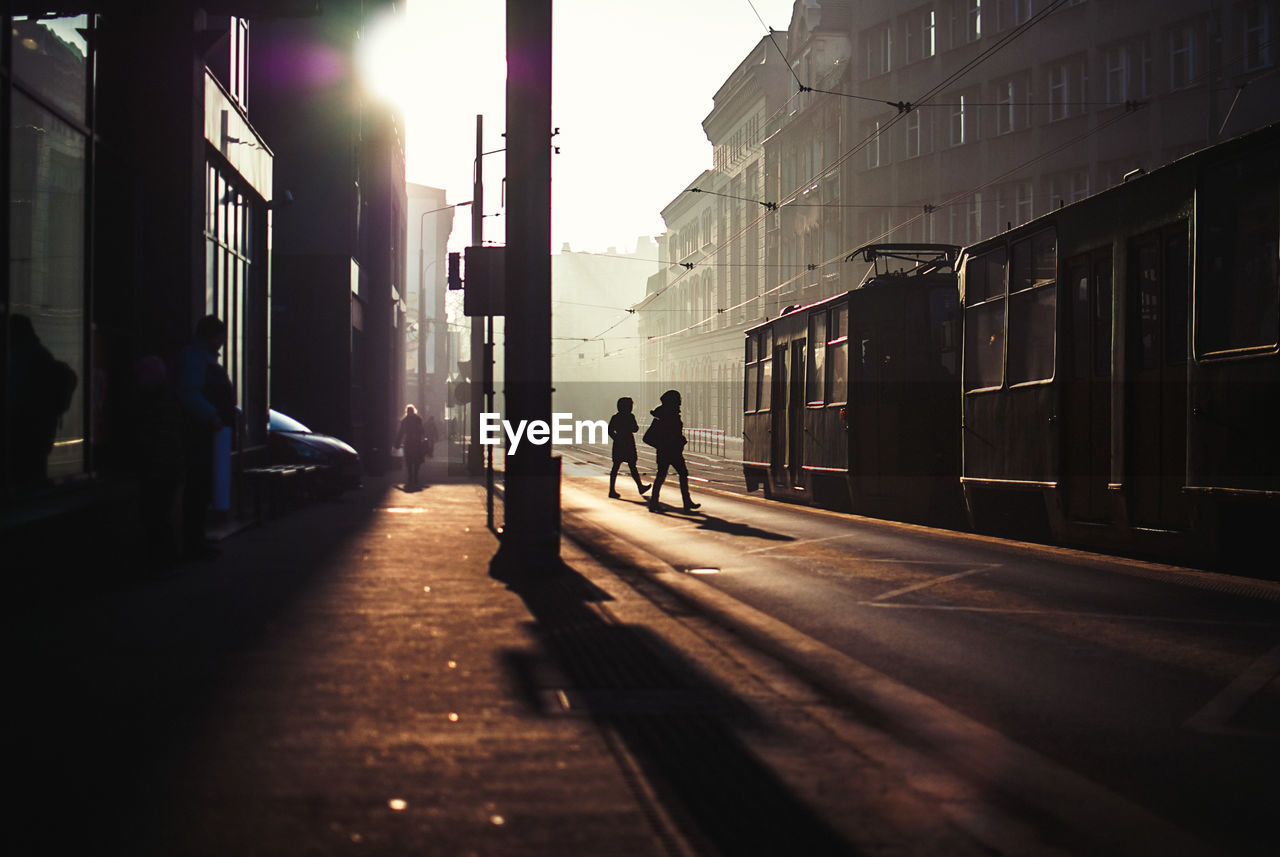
[686,427,727,458]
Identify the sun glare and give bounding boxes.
[356,8,416,110]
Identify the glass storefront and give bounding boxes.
[5,15,93,495]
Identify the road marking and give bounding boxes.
[1184,643,1280,737]
[742,532,867,554]
[856,601,1280,627]
[870,566,998,602]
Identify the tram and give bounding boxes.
[742,244,963,525]
[742,123,1279,567]
[959,122,1280,563]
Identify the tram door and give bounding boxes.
[788,339,806,485]
[1063,251,1112,522]
[769,338,806,488]
[850,323,881,500]
[1128,225,1190,530]
[771,342,788,483]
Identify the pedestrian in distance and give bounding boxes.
[177,315,235,559]
[607,396,650,499]
[643,389,700,513]
[395,404,426,490]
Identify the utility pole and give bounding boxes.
[469,115,485,475]
[496,0,559,571]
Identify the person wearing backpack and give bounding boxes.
[643,389,699,513]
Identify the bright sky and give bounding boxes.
[360,0,797,255]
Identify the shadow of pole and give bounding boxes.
[493,559,860,857]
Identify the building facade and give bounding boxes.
[3,1,408,570]
[641,0,1280,449]
[251,0,408,474]
[406,182,455,429]
[639,34,792,444]
[3,3,289,567]
[551,239,657,425]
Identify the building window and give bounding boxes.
[965,0,983,43]
[906,7,937,63]
[1048,57,1086,121]
[952,94,967,145]
[229,17,250,108]
[1244,4,1272,71]
[905,109,923,158]
[7,15,94,492]
[1016,180,1034,225]
[865,119,886,169]
[867,24,892,76]
[1105,45,1129,104]
[9,94,88,488]
[1169,25,1197,90]
[995,76,1027,134]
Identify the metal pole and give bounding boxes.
[469,115,485,476]
[496,0,558,572]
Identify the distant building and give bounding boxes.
[552,239,657,424]
[406,183,455,428]
[251,0,408,474]
[639,33,791,442]
[642,0,1280,447]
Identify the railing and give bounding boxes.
[685,427,727,458]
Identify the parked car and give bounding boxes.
[267,409,362,494]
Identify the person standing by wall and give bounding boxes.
[177,315,234,559]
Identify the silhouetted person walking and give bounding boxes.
[644,389,699,513]
[607,397,650,499]
[395,404,426,489]
[178,315,234,559]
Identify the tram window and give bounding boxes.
[1165,230,1189,365]
[760,355,773,411]
[829,305,849,404]
[744,334,758,411]
[1013,230,1056,292]
[965,301,1004,390]
[964,245,1009,390]
[1094,260,1112,376]
[1008,287,1057,384]
[1069,260,1091,379]
[807,313,827,404]
[1197,175,1279,355]
[966,246,1007,303]
[1007,230,1057,384]
[930,288,960,377]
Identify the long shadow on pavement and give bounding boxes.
[494,560,859,857]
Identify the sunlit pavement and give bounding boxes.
[13,465,673,857]
[12,460,988,857]
[18,455,1241,856]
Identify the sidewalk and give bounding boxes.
[14,461,676,857]
[12,459,1009,857]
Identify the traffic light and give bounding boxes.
[447,252,462,290]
